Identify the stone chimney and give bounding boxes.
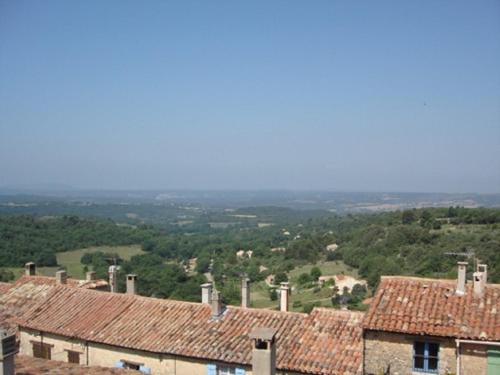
[279,282,290,312]
[241,277,251,308]
[249,327,277,375]
[86,271,97,282]
[25,262,36,276]
[201,282,213,304]
[473,264,487,298]
[55,270,67,285]
[109,265,118,293]
[0,329,17,375]
[126,274,137,295]
[211,289,224,319]
[456,261,468,295]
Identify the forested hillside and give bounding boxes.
[1,206,499,305]
[0,215,152,266]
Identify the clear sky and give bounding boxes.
[1,1,499,193]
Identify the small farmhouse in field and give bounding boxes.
[326,243,338,252]
[318,274,367,294]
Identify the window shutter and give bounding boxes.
[114,361,124,369]
[235,368,246,375]
[139,365,152,374]
[207,364,217,375]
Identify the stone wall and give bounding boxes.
[363,331,456,375]
[459,343,487,375]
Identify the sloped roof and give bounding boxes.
[0,281,12,294]
[17,286,363,375]
[0,275,107,331]
[363,276,500,341]
[11,275,108,289]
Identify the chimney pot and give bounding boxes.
[250,327,277,375]
[279,282,290,312]
[109,265,119,293]
[126,274,137,295]
[211,289,224,319]
[456,262,468,295]
[242,277,251,308]
[25,262,36,276]
[201,282,213,304]
[473,264,487,298]
[86,271,97,282]
[55,270,67,285]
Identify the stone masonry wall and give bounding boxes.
[460,343,487,375]
[364,331,456,375]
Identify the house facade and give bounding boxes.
[362,263,500,375]
[4,261,500,375]
[11,272,364,375]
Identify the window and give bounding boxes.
[413,341,439,373]
[32,342,51,360]
[122,361,141,370]
[67,350,80,364]
[207,364,245,375]
[218,367,236,375]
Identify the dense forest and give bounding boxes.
[0,206,499,305]
[0,215,154,266]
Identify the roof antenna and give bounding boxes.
[445,247,477,270]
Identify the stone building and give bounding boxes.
[8,273,364,375]
[363,263,500,375]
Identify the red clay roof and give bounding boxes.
[363,276,500,341]
[17,286,363,375]
[11,274,108,289]
[0,281,12,294]
[0,275,106,331]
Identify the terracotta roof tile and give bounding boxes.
[11,275,108,289]
[0,275,107,331]
[17,286,363,375]
[0,281,12,294]
[363,276,500,341]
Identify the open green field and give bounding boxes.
[56,245,145,279]
[250,280,335,312]
[1,245,145,280]
[251,260,358,312]
[1,266,59,279]
[288,260,358,283]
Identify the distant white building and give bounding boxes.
[270,247,286,253]
[319,274,366,294]
[326,243,339,252]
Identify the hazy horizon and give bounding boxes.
[1,1,499,193]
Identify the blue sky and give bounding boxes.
[0,1,499,192]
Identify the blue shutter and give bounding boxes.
[207,364,217,375]
[114,361,124,369]
[139,365,152,374]
[235,368,246,375]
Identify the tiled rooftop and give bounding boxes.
[17,285,364,375]
[0,275,107,331]
[363,276,500,341]
[0,281,12,293]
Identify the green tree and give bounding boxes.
[310,266,322,281]
[297,273,312,285]
[402,210,417,225]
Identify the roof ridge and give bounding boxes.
[381,275,500,287]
